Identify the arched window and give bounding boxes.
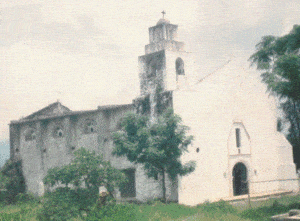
[175,57,185,75]
[84,119,97,134]
[25,128,36,141]
[54,126,64,138]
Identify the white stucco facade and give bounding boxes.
[174,62,298,205]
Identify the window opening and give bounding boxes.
[176,57,185,75]
[235,128,241,148]
[25,129,36,141]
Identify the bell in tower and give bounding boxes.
[138,12,193,96]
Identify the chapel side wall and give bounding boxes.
[14,105,163,201]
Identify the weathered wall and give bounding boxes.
[10,104,177,202]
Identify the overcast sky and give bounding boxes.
[1,0,300,141]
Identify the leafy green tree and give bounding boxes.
[249,25,300,101]
[112,108,196,203]
[280,99,300,167]
[0,160,26,204]
[39,148,125,221]
[249,25,300,167]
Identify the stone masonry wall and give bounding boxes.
[10,105,176,201]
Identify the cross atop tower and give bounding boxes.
[161,10,166,19]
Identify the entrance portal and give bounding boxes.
[232,162,248,196]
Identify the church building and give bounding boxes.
[9,16,298,206]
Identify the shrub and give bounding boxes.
[86,203,137,221]
[0,160,26,204]
[37,187,97,221]
[38,148,126,220]
[15,193,36,204]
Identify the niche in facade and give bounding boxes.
[84,119,97,134]
[24,128,36,141]
[176,57,185,76]
[53,126,64,138]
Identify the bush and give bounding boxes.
[37,187,98,221]
[38,147,126,220]
[0,160,26,204]
[86,203,137,221]
[15,193,36,204]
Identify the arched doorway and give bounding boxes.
[232,162,248,196]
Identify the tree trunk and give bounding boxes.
[162,169,166,203]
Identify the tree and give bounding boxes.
[280,99,300,167]
[0,159,26,203]
[39,148,125,221]
[112,108,196,203]
[249,25,300,101]
[249,25,300,167]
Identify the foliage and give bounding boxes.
[280,99,300,166]
[112,108,196,202]
[249,25,300,101]
[250,25,300,167]
[86,203,137,221]
[3,194,300,220]
[37,187,98,221]
[43,148,125,194]
[0,159,26,204]
[38,148,125,221]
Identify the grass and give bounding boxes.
[0,201,40,221]
[1,194,300,220]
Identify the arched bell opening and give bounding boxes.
[175,57,185,76]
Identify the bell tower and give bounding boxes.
[138,13,192,96]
